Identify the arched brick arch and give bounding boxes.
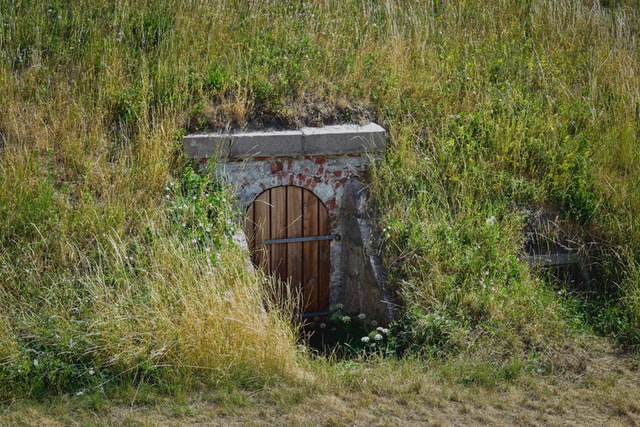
[232,156,357,231]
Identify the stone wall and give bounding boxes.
[341,179,394,322]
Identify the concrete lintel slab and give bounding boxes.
[228,130,303,158]
[183,123,386,159]
[302,123,387,155]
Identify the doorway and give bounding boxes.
[245,186,333,317]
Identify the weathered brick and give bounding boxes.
[270,161,283,173]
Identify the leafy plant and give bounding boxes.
[164,162,235,257]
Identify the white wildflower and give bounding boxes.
[486,216,496,226]
[33,359,39,367]
[361,336,370,343]
[374,334,383,341]
[357,313,366,320]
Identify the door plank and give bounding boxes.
[317,201,330,313]
[253,190,271,270]
[302,189,319,313]
[270,186,288,282]
[286,186,303,306]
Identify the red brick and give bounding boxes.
[270,161,283,173]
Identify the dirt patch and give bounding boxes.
[187,90,373,133]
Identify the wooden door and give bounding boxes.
[245,186,331,316]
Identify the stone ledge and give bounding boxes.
[183,123,386,159]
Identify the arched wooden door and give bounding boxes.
[245,186,331,317]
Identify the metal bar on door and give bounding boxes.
[264,234,340,245]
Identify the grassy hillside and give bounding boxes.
[1,0,639,399]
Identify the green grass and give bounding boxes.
[1,0,640,403]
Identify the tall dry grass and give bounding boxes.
[1,0,640,398]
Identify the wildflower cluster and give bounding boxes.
[359,326,392,353]
[305,305,396,357]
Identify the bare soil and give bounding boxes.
[187,90,373,133]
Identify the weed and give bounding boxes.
[164,162,235,256]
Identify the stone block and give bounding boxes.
[228,130,303,158]
[341,178,393,322]
[302,123,386,155]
